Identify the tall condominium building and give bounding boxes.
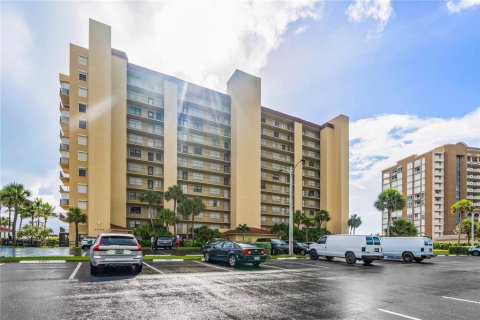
[59,20,349,240]
[381,142,480,240]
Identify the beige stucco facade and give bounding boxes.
[59,19,350,241]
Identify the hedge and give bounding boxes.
[448,246,471,255]
[434,242,479,250]
[252,242,272,258]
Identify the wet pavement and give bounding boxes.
[1,256,479,319]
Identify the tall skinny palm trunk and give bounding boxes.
[191,214,195,243]
[185,214,190,241]
[8,209,12,238]
[386,209,391,237]
[173,200,177,237]
[149,206,154,228]
[12,206,19,245]
[75,222,79,247]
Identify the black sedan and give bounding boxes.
[204,241,267,267]
[201,238,225,254]
[468,245,480,256]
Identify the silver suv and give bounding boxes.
[90,233,143,275]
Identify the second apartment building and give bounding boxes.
[59,19,349,239]
[381,142,480,240]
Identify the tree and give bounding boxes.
[387,219,417,237]
[0,188,14,238]
[39,203,56,227]
[178,198,193,240]
[302,217,316,242]
[236,224,250,242]
[139,190,163,228]
[451,199,474,244]
[347,214,362,235]
[156,208,177,230]
[271,223,289,240]
[457,218,479,243]
[1,216,9,238]
[1,183,32,244]
[374,188,405,237]
[19,202,33,229]
[314,210,330,229]
[164,185,185,237]
[32,198,44,227]
[293,210,305,230]
[190,197,206,243]
[66,207,87,247]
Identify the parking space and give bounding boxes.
[1,256,479,319]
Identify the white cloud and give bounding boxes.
[350,107,480,235]
[294,25,308,35]
[346,0,393,33]
[446,0,480,13]
[74,1,322,91]
[1,9,34,84]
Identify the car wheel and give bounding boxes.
[414,258,424,263]
[90,263,98,275]
[204,252,210,262]
[228,255,237,267]
[345,252,356,265]
[253,262,261,267]
[325,256,334,261]
[300,250,306,256]
[134,264,142,273]
[473,251,480,256]
[402,252,414,263]
[363,258,373,266]
[309,250,319,260]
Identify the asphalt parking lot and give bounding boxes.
[1,256,479,320]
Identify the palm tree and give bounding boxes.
[1,183,31,244]
[314,210,330,229]
[302,217,315,242]
[139,190,163,228]
[1,216,10,238]
[293,210,305,230]
[347,214,362,235]
[0,188,14,238]
[156,208,176,231]
[451,199,474,244]
[66,207,87,247]
[178,198,193,240]
[190,197,206,243]
[374,188,405,237]
[31,198,44,227]
[389,219,417,237]
[236,224,250,242]
[40,203,56,227]
[164,185,185,237]
[18,202,33,229]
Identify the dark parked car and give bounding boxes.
[256,238,289,255]
[468,245,480,256]
[201,238,225,254]
[204,241,267,267]
[153,236,173,250]
[294,241,309,255]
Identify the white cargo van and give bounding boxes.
[381,237,433,263]
[309,235,384,265]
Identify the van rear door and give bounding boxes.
[365,236,382,256]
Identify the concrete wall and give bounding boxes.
[294,122,303,212]
[163,81,179,211]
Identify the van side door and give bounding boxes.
[316,236,328,255]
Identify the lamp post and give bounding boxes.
[470,212,478,246]
[281,159,304,255]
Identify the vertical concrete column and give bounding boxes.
[110,54,127,227]
[294,122,303,213]
[163,80,178,211]
[87,19,112,235]
[320,115,349,234]
[227,70,261,229]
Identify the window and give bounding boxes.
[194,147,202,155]
[78,55,88,65]
[156,112,163,121]
[261,117,266,123]
[128,220,142,228]
[193,173,204,181]
[128,106,142,116]
[212,139,219,147]
[272,174,279,181]
[317,237,327,244]
[148,180,154,189]
[211,200,218,207]
[128,134,143,144]
[129,206,141,214]
[224,153,230,161]
[148,97,154,105]
[78,152,87,162]
[156,153,162,161]
[210,175,220,183]
[193,134,204,143]
[128,162,143,172]
[128,118,142,130]
[148,166,153,175]
[78,103,87,113]
[78,87,87,98]
[309,161,314,167]
[210,212,220,219]
[78,168,86,177]
[78,136,87,145]
[148,152,154,161]
[79,120,87,129]
[224,142,230,149]
[78,184,87,194]
[275,121,279,127]
[193,160,204,168]
[148,111,154,119]
[193,121,202,130]
[129,149,141,157]
[194,185,202,193]
[210,163,221,171]
[261,182,266,189]
[224,177,229,186]
[210,188,220,195]
[210,150,220,159]
[78,201,87,210]
[128,192,139,200]
[274,131,279,138]
[183,145,188,153]
[182,171,188,180]
[79,72,87,81]
[128,177,142,185]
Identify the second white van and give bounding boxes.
[309,235,384,265]
[381,237,434,263]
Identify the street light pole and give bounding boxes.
[471,212,476,246]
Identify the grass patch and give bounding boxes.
[434,250,449,256]
[270,254,307,259]
[0,256,90,263]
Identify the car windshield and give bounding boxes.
[159,236,170,240]
[100,236,136,246]
[272,239,286,245]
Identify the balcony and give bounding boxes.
[59,88,69,105]
[60,157,69,171]
[60,129,69,138]
[60,116,70,131]
[59,185,70,193]
[59,102,69,111]
[60,171,69,183]
[59,143,69,151]
[59,199,70,208]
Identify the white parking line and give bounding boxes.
[279,260,329,268]
[69,262,82,280]
[193,261,232,272]
[377,309,422,320]
[442,296,480,305]
[82,251,88,257]
[0,263,4,266]
[143,262,164,274]
[152,259,184,262]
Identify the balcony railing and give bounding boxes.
[60,88,70,95]
[60,171,69,180]
[59,143,69,151]
[59,185,70,193]
[60,116,70,124]
[60,199,69,206]
[60,157,69,165]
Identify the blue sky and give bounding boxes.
[1,0,479,235]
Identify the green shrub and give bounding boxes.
[181,241,202,247]
[434,242,479,250]
[251,242,272,257]
[138,240,152,248]
[448,246,470,255]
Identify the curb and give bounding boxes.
[276,257,298,260]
